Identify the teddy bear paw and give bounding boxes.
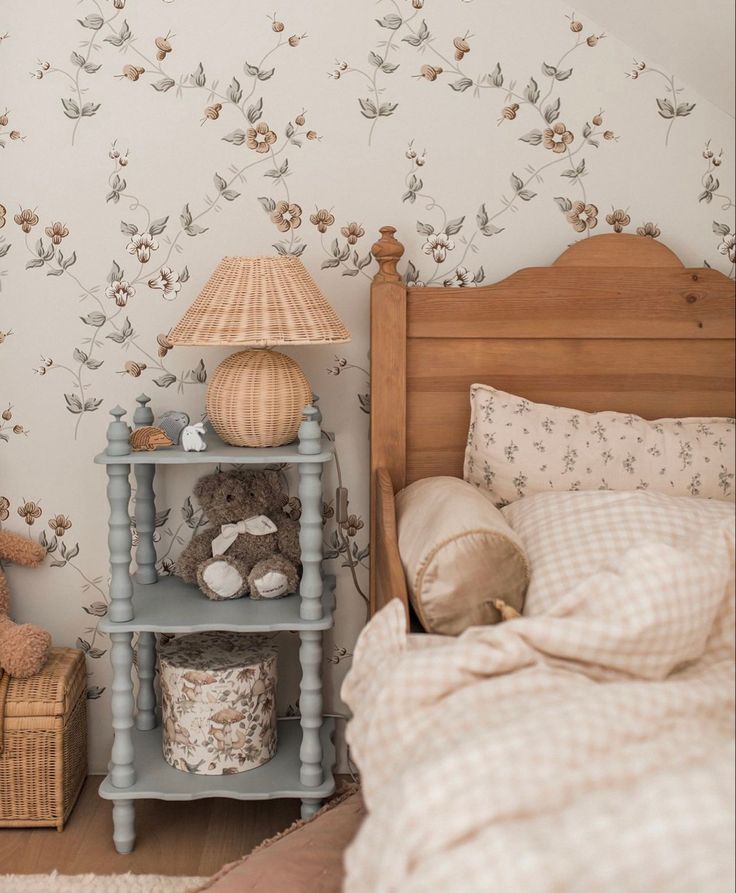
[250,571,289,600]
[200,560,247,601]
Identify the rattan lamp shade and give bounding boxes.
[168,256,350,347]
[169,256,350,447]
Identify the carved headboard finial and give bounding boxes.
[372,226,405,283]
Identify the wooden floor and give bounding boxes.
[0,775,301,877]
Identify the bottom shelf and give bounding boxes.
[99,718,336,802]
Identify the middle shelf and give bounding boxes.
[99,574,336,634]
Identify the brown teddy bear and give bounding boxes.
[176,469,301,602]
[0,530,52,678]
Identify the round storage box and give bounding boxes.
[159,632,278,776]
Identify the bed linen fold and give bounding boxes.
[342,520,736,893]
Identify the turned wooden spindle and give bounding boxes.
[296,405,326,812]
[135,631,157,732]
[297,406,324,622]
[112,799,136,854]
[369,227,408,616]
[133,395,158,586]
[106,407,134,623]
[110,631,136,789]
[132,396,158,730]
[299,629,323,793]
[371,225,406,283]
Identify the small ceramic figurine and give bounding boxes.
[181,422,207,452]
[157,410,191,446]
[130,426,174,452]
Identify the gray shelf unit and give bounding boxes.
[95,396,336,854]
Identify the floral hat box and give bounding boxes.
[160,631,278,776]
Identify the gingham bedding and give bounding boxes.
[342,493,735,893]
[502,489,735,615]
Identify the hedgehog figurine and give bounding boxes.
[130,426,173,452]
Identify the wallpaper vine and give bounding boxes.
[0,0,733,771]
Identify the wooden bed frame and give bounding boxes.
[369,226,736,626]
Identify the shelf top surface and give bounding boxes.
[99,575,336,634]
[99,718,336,802]
[94,433,334,466]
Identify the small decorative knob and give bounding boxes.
[107,406,131,457]
[310,393,323,426]
[134,394,154,428]
[298,405,322,456]
[371,226,405,283]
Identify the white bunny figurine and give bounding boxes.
[181,422,208,452]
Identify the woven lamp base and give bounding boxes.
[207,349,313,447]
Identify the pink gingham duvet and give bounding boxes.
[342,494,735,893]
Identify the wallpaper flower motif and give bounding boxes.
[0,0,733,771]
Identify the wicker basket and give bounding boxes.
[0,648,87,830]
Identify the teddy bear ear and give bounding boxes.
[262,470,288,506]
[193,472,220,503]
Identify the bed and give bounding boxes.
[369,227,735,627]
[340,228,736,892]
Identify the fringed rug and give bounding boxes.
[0,873,206,892]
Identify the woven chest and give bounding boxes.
[0,648,87,830]
[160,632,278,776]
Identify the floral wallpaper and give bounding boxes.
[0,0,733,772]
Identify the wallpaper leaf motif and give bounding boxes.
[39,6,119,145]
[697,141,735,275]
[336,4,610,148]
[625,59,697,146]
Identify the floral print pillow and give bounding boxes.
[464,384,736,506]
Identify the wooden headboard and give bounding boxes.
[369,226,735,620]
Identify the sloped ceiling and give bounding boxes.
[573,0,735,116]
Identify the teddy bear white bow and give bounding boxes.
[211,516,278,557]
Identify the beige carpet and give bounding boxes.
[0,874,206,892]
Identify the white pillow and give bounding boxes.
[396,476,529,635]
[464,384,735,505]
[502,489,734,616]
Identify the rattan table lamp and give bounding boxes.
[168,256,350,447]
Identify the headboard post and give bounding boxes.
[370,226,407,614]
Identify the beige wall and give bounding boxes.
[0,0,734,771]
[574,0,735,116]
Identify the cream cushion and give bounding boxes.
[464,384,736,506]
[502,489,735,615]
[396,476,529,635]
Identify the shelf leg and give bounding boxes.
[133,395,158,585]
[110,631,136,788]
[135,632,157,731]
[297,462,324,621]
[299,629,323,789]
[297,409,324,622]
[112,800,136,854]
[134,465,158,584]
[301,799,321,821]
[107,464,134,623]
